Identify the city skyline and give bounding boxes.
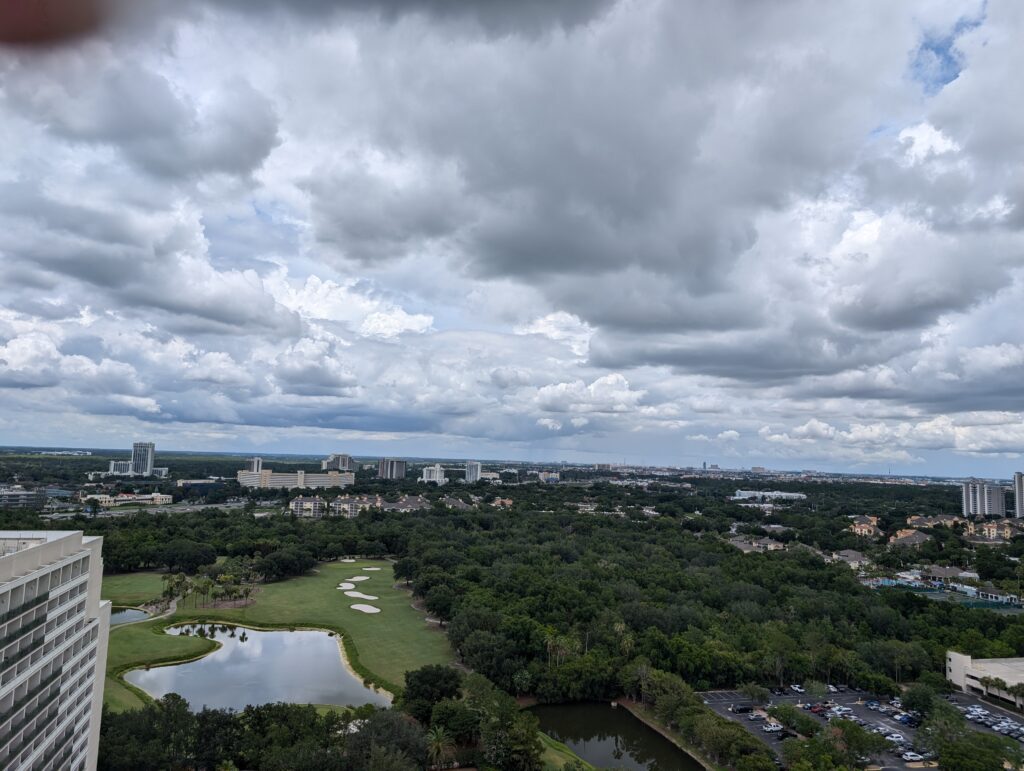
[2,2,1024,478]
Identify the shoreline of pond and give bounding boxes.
[119,621,393,708]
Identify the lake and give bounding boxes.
[532,702,704,771]
[110,607,150,626]
[125,623,392,710]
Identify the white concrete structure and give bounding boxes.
[82,493,173,508]
[465,461,481,484]
[732,490,807,501]
[130,442,155,477]
[321,454,353,471]
[421,464,447,485]
[236,469,354,490]
[246,457,263,473]
[377,459,407,480]
[0,531,110,771]
[947,651,1024,708]
[1015,472,1024,519]
[962,480,1006,518]
[106,461,132,476]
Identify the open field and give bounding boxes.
[104,560,453,710]
[101,571,165,607]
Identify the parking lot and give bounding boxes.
[701,688,1024,769]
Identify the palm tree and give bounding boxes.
[425,726,455,769]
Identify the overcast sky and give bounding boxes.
[1,0,1023,475]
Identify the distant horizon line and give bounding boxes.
[0,443,1011,483]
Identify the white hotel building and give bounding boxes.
[0,531,110,771]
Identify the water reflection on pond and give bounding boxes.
[125,624,391,711]
[532,702,703,771]
[110,607,150,626]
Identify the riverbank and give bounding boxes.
[616,699,724,771]
[103,560,451,711]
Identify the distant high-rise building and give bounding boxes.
[322,453,354,471]
[962,480,1006,518]
[107,460,132,475]
[465,461,481,483]
[0,530,110,770]
[377,458,407,480]
[1015,472,1024,519]
[246,457,263,473]
[131,442,155,476]
[421,464,447,485]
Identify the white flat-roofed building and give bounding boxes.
[0,531,110,771]
[321,454,354,471]
[947,651,1024,708]
[236,468,355,490]
[465,461,481,484]
[731,490,807,501]
[106,461,132,476]
[420,464,447,485]
[962,479,1006,517]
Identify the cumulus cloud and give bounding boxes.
[2,0,1024,473]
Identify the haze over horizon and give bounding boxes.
[2,1,1024,477]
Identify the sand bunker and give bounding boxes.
[347,576,370,582]
[344,591,379,600]
[350,604,380,614]
[340,558,355,563]
[364,567,382,571]
[337,583,356,590]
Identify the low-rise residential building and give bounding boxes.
[907,514,964,528]
[924,565,977,583]
[537,471,561,484]
[966,518,1024,541]
[849,515,883,538]
[831,549,869,570]
[330,495,383,518]
[728,535,786,554]
[442,496,472,511]
[492,497,513,508]
[289,496,327,518]
[888,529,932,549]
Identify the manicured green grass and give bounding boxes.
[104,560,453,710]
[102,572,165,607]
[540,732,595,770]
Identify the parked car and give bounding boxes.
[747,713,765,721]
[885,733,904,743]
[827,684,838,693]
[866,700,879,710]
[730,705,753,714]
[763,723,783,733]
[902,752,923,762]
[790,684,805,694]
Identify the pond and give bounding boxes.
[110,607,150,626]
[532,702,704,771]
[125,624,392,711]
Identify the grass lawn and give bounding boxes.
[104,560,453,710]
[102,571,166,607]
[540,732,595,770]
